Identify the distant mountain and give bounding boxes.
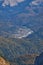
[0,0,43,65]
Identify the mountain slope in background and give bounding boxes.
[0,0,43,65]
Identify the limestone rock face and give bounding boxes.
[0,57,10,65]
